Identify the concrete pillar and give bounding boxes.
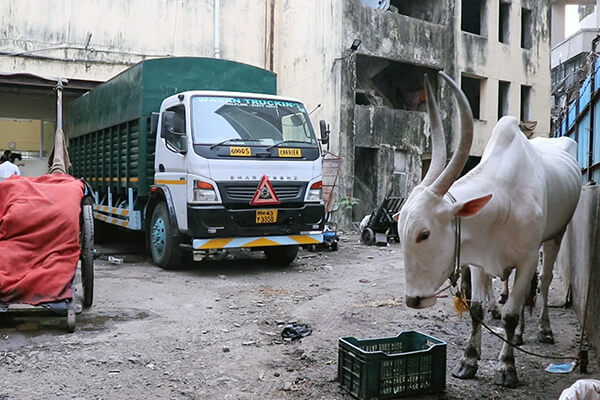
[552,0,566,47]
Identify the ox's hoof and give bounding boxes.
[494,366,518,388]
[499,294,508,305]
[452,358,478,379]
[537,330,555,344]
[513,334,524,346]
[489,307,502,320]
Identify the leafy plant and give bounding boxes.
[338,196,360,211]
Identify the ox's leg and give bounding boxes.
[487,276,502,320]
[514,306,525,346]
[499,278,509,304]
[452,266,487,379]
[495,256,537,388]
[538,236,562,344]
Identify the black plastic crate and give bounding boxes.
[338,331,446,399]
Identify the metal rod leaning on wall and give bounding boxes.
[48,78,71,175]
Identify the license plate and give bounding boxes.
[278,148,302,158]
[256,209,278,224]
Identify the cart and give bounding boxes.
[306,151,342,251]
[360,193,404,246]
[0,183,95,333]
[0,79,94,333]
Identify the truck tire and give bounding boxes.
[150,203,182,269]
[264,245,298,267]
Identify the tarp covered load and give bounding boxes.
[0,174,83,305]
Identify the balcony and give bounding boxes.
[345,0,452,69]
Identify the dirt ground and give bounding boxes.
[1,233,598,400]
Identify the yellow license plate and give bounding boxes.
[256,209,278,224]
[230,146,251,156]
[278,148,302,157]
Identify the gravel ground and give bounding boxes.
[0,233,597,399]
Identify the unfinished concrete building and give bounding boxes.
[0,0,551,226]
[289,0,552,223]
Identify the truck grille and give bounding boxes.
[218,182,305,203]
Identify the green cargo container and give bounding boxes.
[68,57,277,196]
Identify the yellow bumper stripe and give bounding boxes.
[193,234,323,250]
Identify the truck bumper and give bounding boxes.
[187,203,325,247]
[193,233,323,250]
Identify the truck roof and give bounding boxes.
[164,90,303,105]
[66,57,278,138]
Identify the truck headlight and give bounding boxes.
[307,180,322,201]
[193,180,217,202]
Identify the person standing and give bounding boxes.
[0,150,10,164]
[0,153,21,182]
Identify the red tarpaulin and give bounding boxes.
[0,174,83,305]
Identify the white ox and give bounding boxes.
[397,72,581,387]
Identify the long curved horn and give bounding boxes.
[421,74,447,187]
[429,71,474,197]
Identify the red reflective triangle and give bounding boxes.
[250,175,281,205]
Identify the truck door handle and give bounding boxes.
[159,164,165,172]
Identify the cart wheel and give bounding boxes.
[80,203,94,308]
[67,301,76,333]
[331,241,339,251]
[361,228,375,246]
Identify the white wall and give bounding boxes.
[0,0,269,81]
[274,1,344,152]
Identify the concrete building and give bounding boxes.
[0,0,551,225]
[551,1,600,127]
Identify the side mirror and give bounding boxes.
[161,111,186,139]
[150,112,159,135]
[319,120,330,145]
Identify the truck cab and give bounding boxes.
[148,91,325,268]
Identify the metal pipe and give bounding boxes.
[214,0,221,58]
[55,79,64,130]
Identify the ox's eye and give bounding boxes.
[416,230,430,243]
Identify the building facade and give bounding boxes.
[0,0,551,225]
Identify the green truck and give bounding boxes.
[68,57,327,268]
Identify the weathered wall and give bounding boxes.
[458,0,552,155]
[340,0,456,220]
[274,1,343,150]
[0,0,269,81]
[557,185,600,362]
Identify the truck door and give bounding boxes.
[155,104,188,230]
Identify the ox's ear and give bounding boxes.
[454,193,493,217]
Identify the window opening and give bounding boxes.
[520,85,532,121]
[461,75,482,120]
[521,8,532,49]
[498,80,510,120]
[462,0,486,36]
[499,1,510,44]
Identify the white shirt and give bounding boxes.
[0,161,21,182]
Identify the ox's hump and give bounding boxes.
[482,116,525,160]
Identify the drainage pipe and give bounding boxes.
[214,0,221,58]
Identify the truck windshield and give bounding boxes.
[191,96,318,147]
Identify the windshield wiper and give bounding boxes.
[209,138,262,150]
[266,140,313,152]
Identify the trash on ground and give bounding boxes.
[546,361,576,373]
[281,323,312,340]
[108,256,123,265]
